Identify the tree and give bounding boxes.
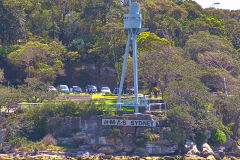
[18,78,56,103]
[184,31,236,61]
[0,86,24,115]
[8,41,65,82]
[213,95,240,142]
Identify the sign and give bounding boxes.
[102,119,156,127]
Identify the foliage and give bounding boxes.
[168,125,186,145]
[1,0,240,148]
[8,41,65,81]
[41,134,57,146]
[208,129,227,146]
[195,132,206,148]
[108,128,123,138]
[18,78,57,103]
[4,101,104,141]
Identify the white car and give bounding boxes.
[101,87,111,94]
[48,86,57,92]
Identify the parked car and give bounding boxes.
[71,86,82,93]
[59,85,70,93]
[85,85,97,93]
[48,86,57,92]
[113,88,119,94]
[101,87,111,94]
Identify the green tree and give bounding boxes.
[8,41,65,82]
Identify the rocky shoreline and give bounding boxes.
[0,148,239,160]
[1,115,240,159]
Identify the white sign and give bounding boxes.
[102,119,156,127]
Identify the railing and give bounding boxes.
[18,103,45,110]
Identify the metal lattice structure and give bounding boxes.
[117,0,148,113]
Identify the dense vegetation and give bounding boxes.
[0,0,240,153]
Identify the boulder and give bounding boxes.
[97,145,116,154]
[202,143,214,157]
[184,139,200,155]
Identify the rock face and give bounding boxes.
[202,143,214,157]
[48,114,179,156]
[184,139,200,155]
[146,143,178,155]
[98,146,116,154]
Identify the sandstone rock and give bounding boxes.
[123,145,134,153]
[118,152,127,156]
[146,143,178,155]
[2,144,12,153]
[162,127,171,132]
[206,155,216,160]
[186,145,200,156]
[76,151,90,156]
[98,137,107,145]
[79,144,92,150]
[133,147,149,156]
[184,139,200,155]
[184,139,195,151]
[184,154,205,160]
[202,143,214,157]
[156,139,171,145]
[97,146,116,154]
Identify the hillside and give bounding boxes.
[0,0,240,158]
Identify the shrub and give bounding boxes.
[168,125,186,145]
[108,128,123,138]
[208,129,226,146]
[135,137,147,146]
[41,134,57,146]
[195,133,206,148]
[6,101,104,142]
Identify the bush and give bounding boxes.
[108,128,123,138]
[6,101,104,142]
[208,129,226,146]
[135,137,147,146]
[195,133,206,148]
[41,134,57,146]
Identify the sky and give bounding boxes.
[193,0,240,10]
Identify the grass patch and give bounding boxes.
[92,94,117,99]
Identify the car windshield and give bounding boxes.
[60,85,68,89]
[73,87,81,90]
[102,87,109,90]
[89,86,95,89]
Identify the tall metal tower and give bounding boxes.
[117,0,147,113]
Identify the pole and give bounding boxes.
[132,29,139,113]
[117,30,132,110]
